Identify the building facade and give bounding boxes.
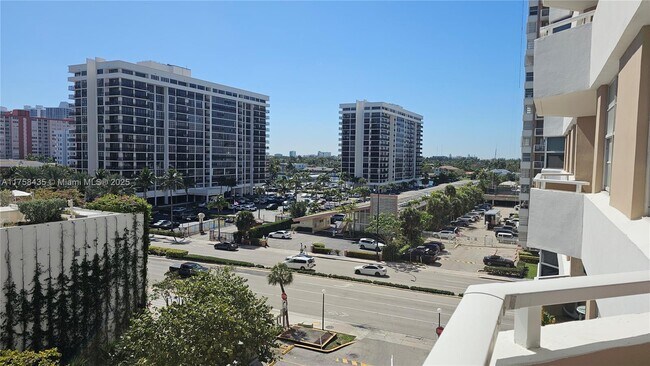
[68,58,269,200]
[22,102,72,119]
[427,2,650,364]
[518,0,568,249]
[0,109,75,165]
[339,100,422,186]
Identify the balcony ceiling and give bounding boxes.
[535,89,597,117]
[543,0,598,12]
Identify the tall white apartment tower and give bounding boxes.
[68,58,269,201]
[339,101,422,186]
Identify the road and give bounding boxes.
[150,234,504,295]
[148,256,514,366]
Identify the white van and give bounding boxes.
[357,238,386,251]
[283,257,316,270]
[496,232,514,240]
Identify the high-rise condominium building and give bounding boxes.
[23,102,72,119]
[518,0,568,251]
[427,2,650,365]
[339,100,422,186]
[69,58,269,201]
[0,109,75,165]
[289,150,297,158]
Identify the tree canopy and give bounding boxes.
[111,267,279,366]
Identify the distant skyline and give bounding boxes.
[1,1,526,158]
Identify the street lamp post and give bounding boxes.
[321,289,326,330]
[436,307,444,337]
[437,307,442,328]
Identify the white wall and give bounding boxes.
[0,211,145,350]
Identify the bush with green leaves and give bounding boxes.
[149,228,185,237]
[484,265,526,278]
[518,254,540,264]
[0,190,12,206]
[248,219,293,239]
[18,198,67,224]
[0,348,61,366]
[111,267,280,365]
[345,250,381,261]
[235,211,256,233]
[288,201,308,218]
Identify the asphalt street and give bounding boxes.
[148,256,515,366]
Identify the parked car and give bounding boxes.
[443,226,460,234]
[168,262,209,277]
[483,255,515,267]
[449,220,469,227]
[286,253,313,261]
[423,241,445,251]
[408,246,435,256]
[183,212,199,222]
[150,219,166,228]
[283,256,316,270]
[496,232,515,240]
[224,216,235,223]
[152,220,179,230]
[331,213,345,224]
[460,215,477,222]
[357,238,385,251]
[266,203,279,210]
[268,230,292,239]
[354,264,387,277]
[214,242,238,251]
[432,230,457,240]
[494,226,518,236]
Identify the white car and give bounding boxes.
[357,238,386,251]
[354,264,387,277]
[268,230,292,239]
[286,253,313,261]
[432,230,457,240]
[283,256,315,270]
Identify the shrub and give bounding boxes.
[0,348,61,366]
[312,242,325,248]
[484,265,525,278]
[409,286,455,296]
[248,219,294,239]
[18,198,67,224]
[184,254,257,268]
[381,244,401,261]
[345,250,381,261]
[33,188,85,206]
[149,228,184,237]
[148,246,188,258]
[312,247,332,255]
[518,254,540,264]
[374,280,410,289]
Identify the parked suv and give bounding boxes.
[357,238,385,251]
[483,255,515,267]
[283,257,316,270]
[432,230,457,240]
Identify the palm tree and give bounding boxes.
[340,203,357,237]
[160,167,185,231]
[134,167,156,201]
[445,184,457,197]
[267,263,294,327]
[207,194,228,240]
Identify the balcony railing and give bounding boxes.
[424,270,650,365]
[534,144,546,152]
[534,128,544,136]
[539,10,596,38]
[533,168,590,193]
[533,160,544,169]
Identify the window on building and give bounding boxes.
[604,77,617,191]
[525,105,534,115]
[522,153,531,162]
[522,137,531,147]
[526,72,534,82]
[525,89,533,98]
[529,6,538,15]
[527,40,535,50]
[546,137,565,152]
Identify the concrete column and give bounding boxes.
[591,85,609,193]
[585,299,599,320]
[575,116,596,192]
[514,305,542,349]
[610,26,650,219]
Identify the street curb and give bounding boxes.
[293,340,356,353]
[478,274,520,282]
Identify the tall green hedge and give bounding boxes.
[345,250,381,261]
[18,199,67,224]
[248,219,294,239]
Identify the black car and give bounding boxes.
[214,242,238,251]
[450,220,469,227]
[423,241,445,251]
[169,262,209,277]
[483,255,515,267]
[266,203,279,210]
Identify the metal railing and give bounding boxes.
[539,10,596,38]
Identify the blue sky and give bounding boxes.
[1,1,526,158]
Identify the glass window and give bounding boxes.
[529,6,538,15]
[604,77,617,191]
[526,72,534,82]
[525,89,533,98]
[546,137,565,152]
[522,137,531,147]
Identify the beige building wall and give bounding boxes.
[609,26,650,219]
[575,116,596,192]
[591,85,609,193]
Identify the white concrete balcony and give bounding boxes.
[534,12,596,117]
[533,168,591,193]
[424,271,650,365]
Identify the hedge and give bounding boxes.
[148,246,188,258]
[345,250,381,261]
[518,254,540,264]
[312,243,325,248]
[183,254,261,268]
[248,219,294,239]
[484,265,526,278]
[18,198,67,224]
[410,286,456,296]
[312,247,333,255]
[150,228,185,237]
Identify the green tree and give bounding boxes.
[0,190,13,206]
[268,159,280,181]
[340,203,357,236]
[111,267,279,365]
[267,263,293,327]
[288,201,308,218]
[235,210,256,234]
[444,184,457,197]
[366,213,401,246]
[399,207,425,247]
[18,199,67,224]
[208,195,229,240]
[0,348,61,366]
[425,192,452,230]
[159,167,185,230]
[133,167,156,201]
